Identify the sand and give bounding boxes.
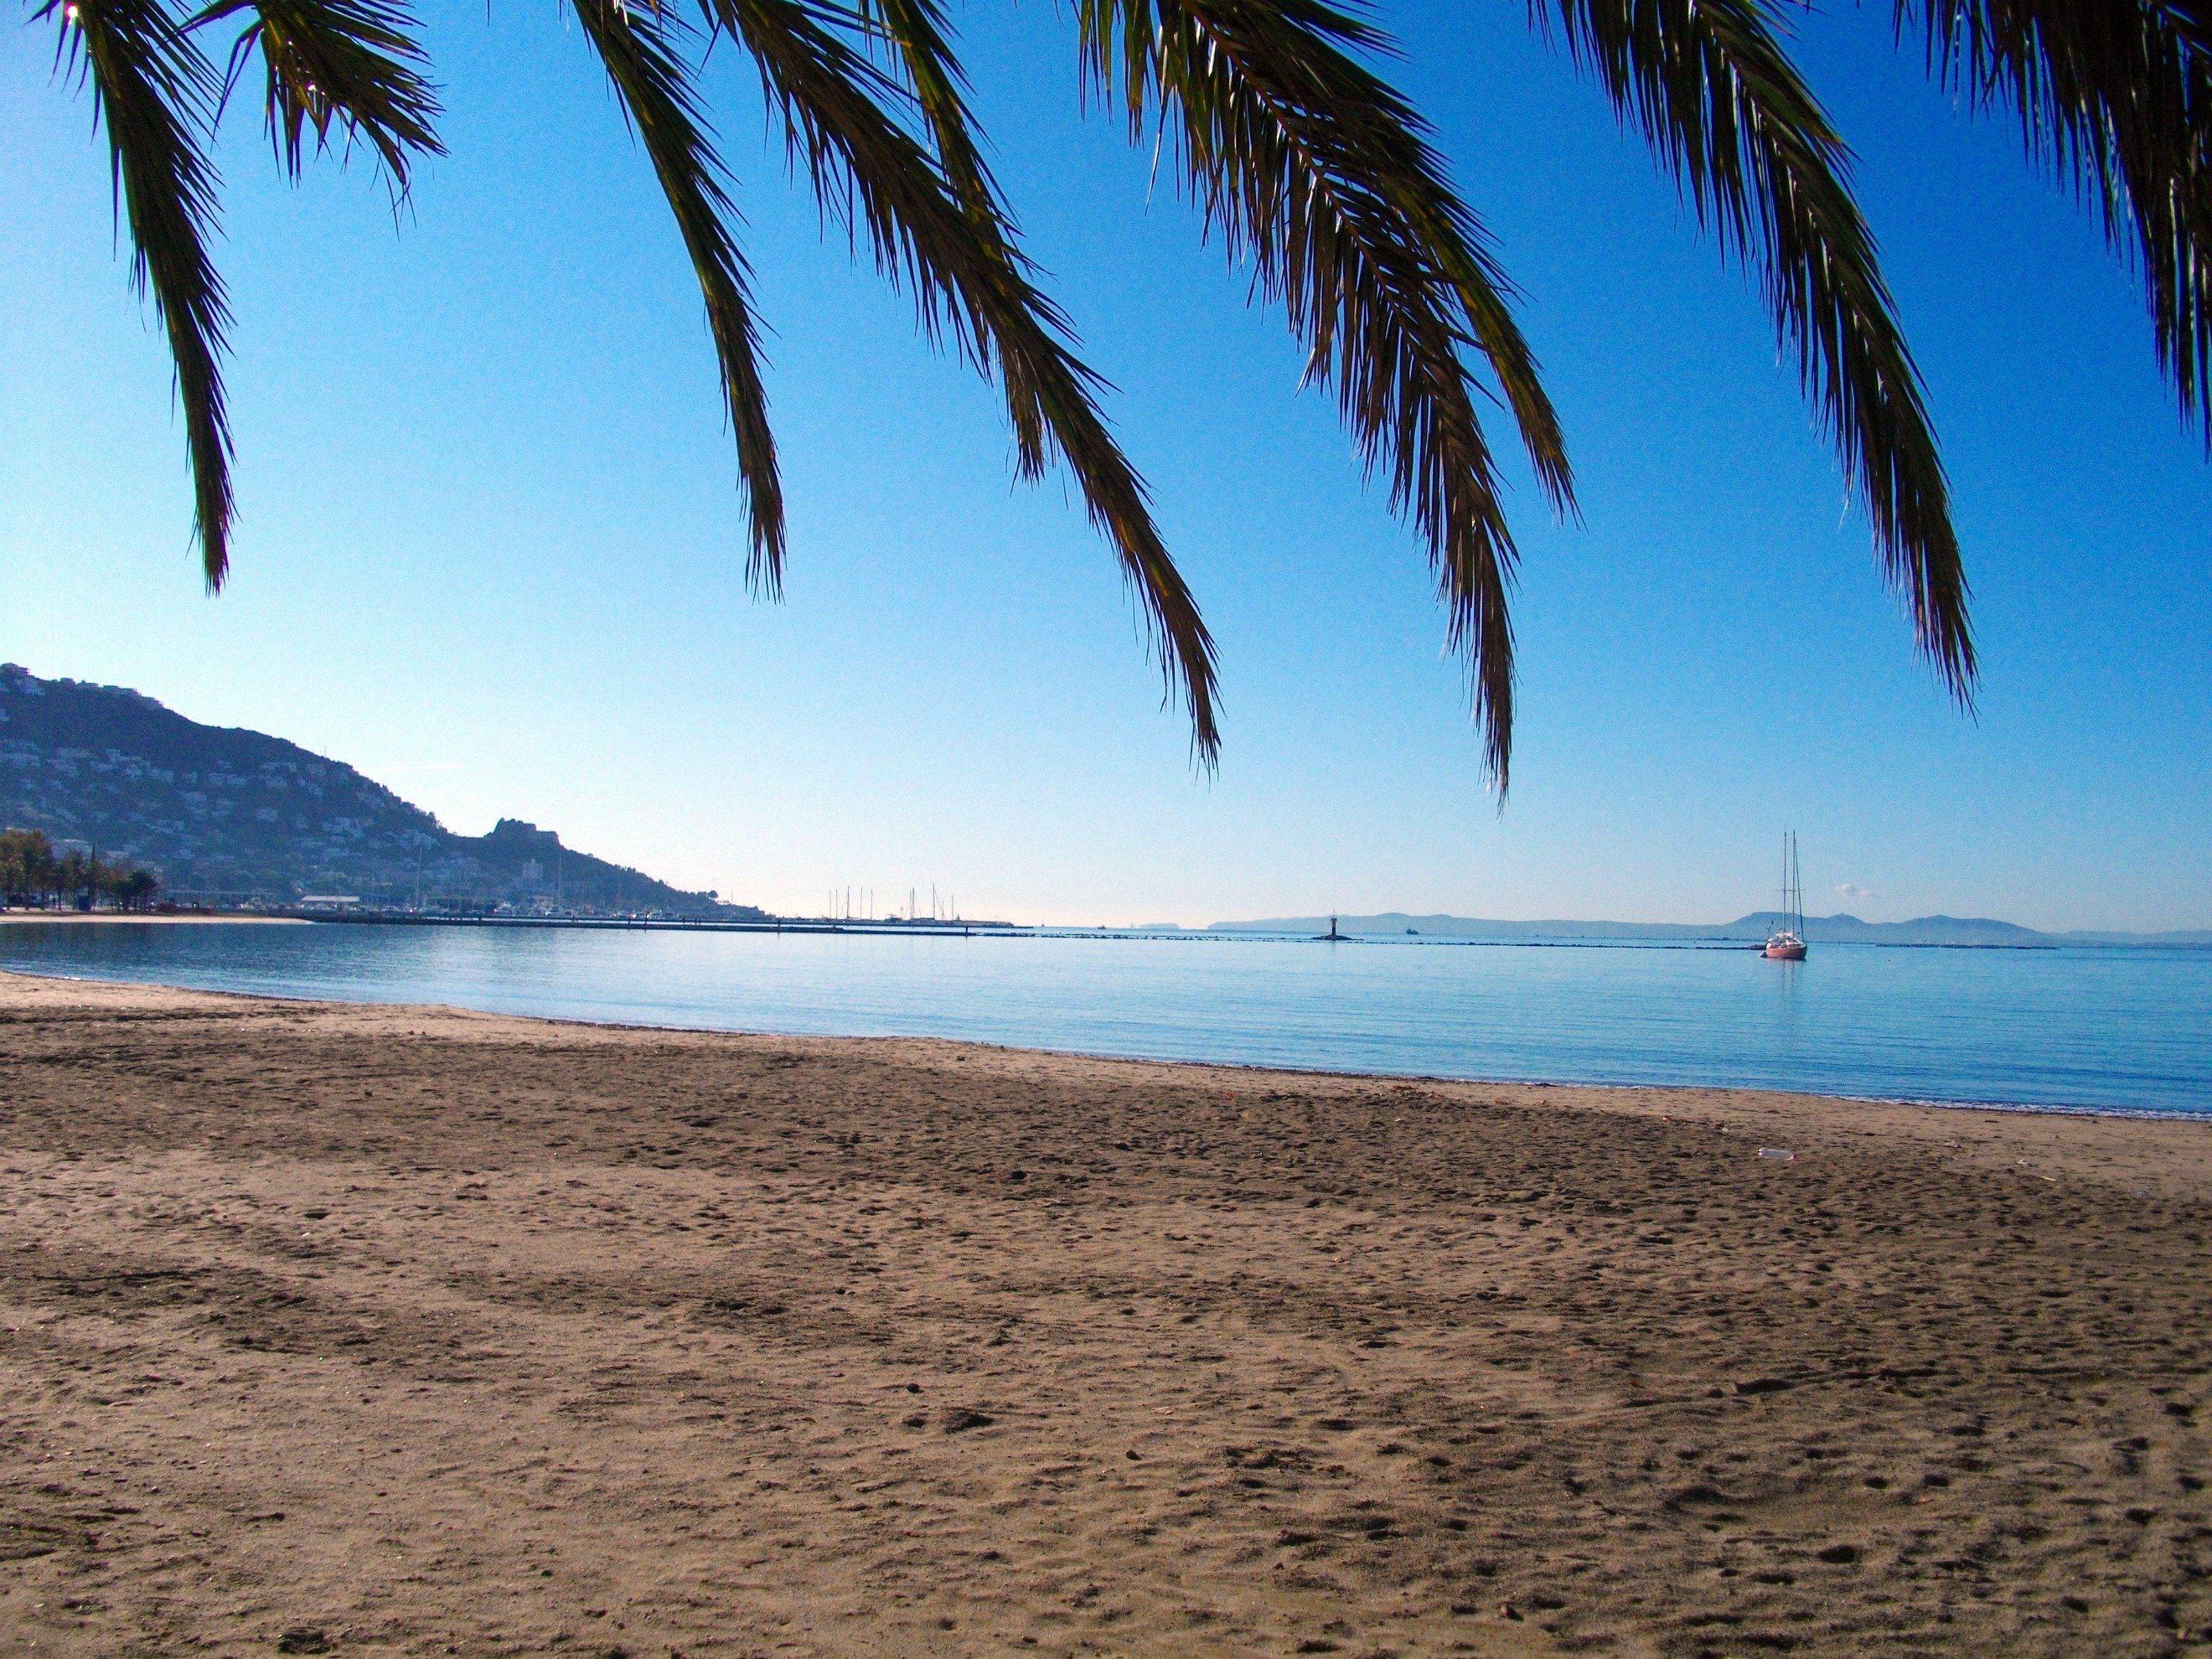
[1,973,2206,1657]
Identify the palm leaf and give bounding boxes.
[44,0,235,587]
[1079,0,1574,788]
[191,0,442,190]
[569,0,784,584]
[850,0,998,216]
[704,0,1222,761]
[844,0,1057,485]
[1543,0,1976,705]
[1901,0,2212,438]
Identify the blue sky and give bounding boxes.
[3,0,2207,928]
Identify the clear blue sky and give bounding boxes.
[3,0,2206,928]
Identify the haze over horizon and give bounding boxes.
[5,0,2207,933]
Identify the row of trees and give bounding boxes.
[0,830,163,911]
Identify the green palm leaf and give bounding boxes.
[569,0,784,584]
[850,0,998,215]
[44,0,235,587]
[704,0,1222,761]
[191,0,442,190]
[1901,0,2212,437]
[1543,0,1976,705]
[1079,0,1574,788]
[66,0,2199,776]
[843,0,1076,489]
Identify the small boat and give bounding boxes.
[1764,831,1808,960]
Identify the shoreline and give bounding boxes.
[0,910,308,924]
[0,958,2198,1123]
[13,910,2212,952]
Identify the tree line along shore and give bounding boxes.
[0,827,163,912]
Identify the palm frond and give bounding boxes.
[703,0,1222,762]
[191,0,442,190]
[44,0,235,587]
[1078,0,1573,788]
[845,0,1050,482]
[850,0,998,215]
[570,0,783,584]
[1901,0,2212,439]
[1543,0,1976,705]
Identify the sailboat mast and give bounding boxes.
[1776,830,1803,937]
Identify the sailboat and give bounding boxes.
[1764,832,1808,960]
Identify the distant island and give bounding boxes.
[0,664,761,918]
[1194,912,2212,948]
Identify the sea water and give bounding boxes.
[1,923,2207,1114]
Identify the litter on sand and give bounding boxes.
[1757,1147,1796,1161]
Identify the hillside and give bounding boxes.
[0,665,760,916]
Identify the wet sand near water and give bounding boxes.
[1,972,2207,1656]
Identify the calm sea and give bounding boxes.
[2,922,2207,1115]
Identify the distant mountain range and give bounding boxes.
[1196,912,2212,948]
[0,664,758,917]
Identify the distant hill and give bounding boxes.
[1208,911,2212,948]
[0,664,761,917]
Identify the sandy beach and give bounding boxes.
[1,972,2206,1656]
